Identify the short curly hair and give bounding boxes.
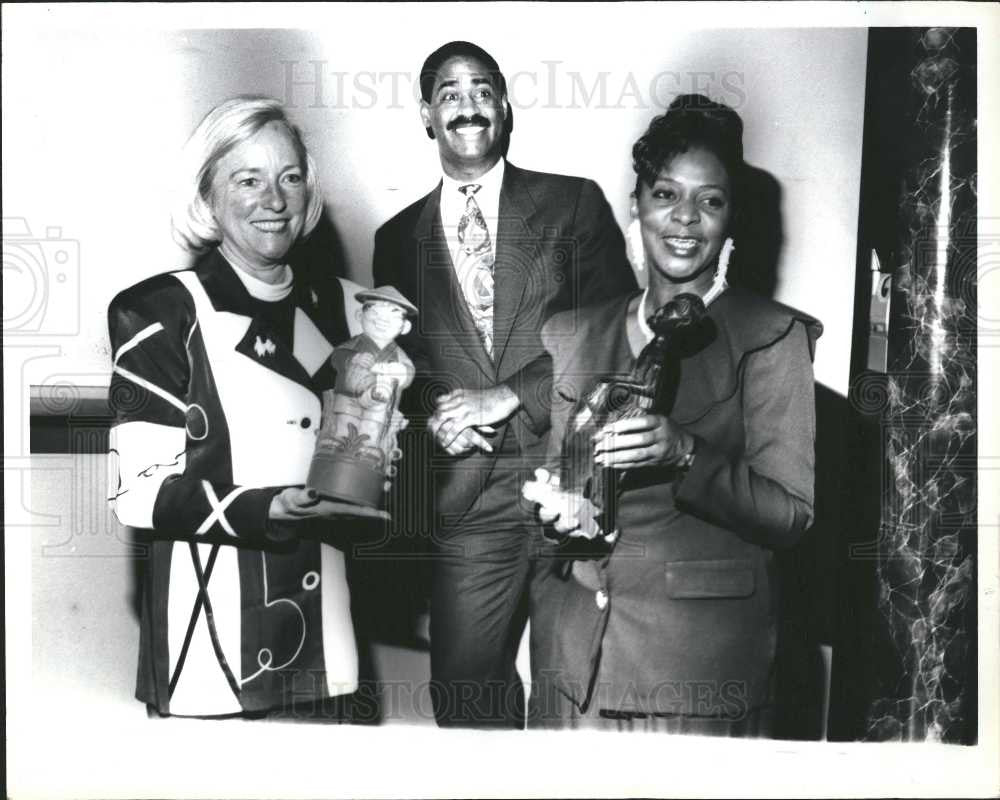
[419,41,507,103]
[632,94,744,199]
[171,96,323,253]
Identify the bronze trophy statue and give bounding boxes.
[523,293,707,542]
[307,286,417,512]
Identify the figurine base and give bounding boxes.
[307,453,386,510]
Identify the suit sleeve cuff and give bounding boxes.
[235,486,295,546]
[502,377,549,437]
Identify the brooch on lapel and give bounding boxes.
[254,335,276,358]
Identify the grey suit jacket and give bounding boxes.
[531,288,822,715]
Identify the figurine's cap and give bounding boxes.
[356,286,418,317]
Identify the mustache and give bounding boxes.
[447,114,491,132]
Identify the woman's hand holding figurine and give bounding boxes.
[593,414,694,469]
[269,487,390,522]
[525,415,694,539]
[522,468,605,540]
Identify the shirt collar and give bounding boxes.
[225,258,294,302]
[441,157,505,209]
[359,333,397,353]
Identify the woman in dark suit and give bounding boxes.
[107,96,382,717]
[525,94,822,735]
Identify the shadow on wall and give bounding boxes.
[290,205,350,284]
[773,383,846,740]
[730,163,784,299]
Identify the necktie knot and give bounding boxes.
[459,183,482,198]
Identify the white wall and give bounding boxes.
[3,11,865,395]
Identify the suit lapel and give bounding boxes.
[412,183,496,381]
[235,317,315,389]
[196,250,333,396]
[493,164,541,372]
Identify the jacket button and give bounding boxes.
[595,589,608,610]
[300,417,312,429]
[302,571,320,591]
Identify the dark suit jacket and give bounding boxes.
[373,162,636,523]
[531,288,822,717]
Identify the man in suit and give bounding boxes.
[372,40,636,728]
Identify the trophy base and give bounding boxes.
[307,453,386,510]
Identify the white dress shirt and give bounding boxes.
[439,157,505,272]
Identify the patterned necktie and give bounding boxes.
[456,183,495,357]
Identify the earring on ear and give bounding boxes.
[716,237,735,283]
[626,218,646,273]
[703,237,735,306]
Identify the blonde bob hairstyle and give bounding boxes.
[171,95,324,253]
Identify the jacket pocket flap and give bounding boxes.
[664,559,755,599]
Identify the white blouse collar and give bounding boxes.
[227,261,294,302]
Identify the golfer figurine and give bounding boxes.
[308,286,417,509]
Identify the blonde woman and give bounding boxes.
[108,96,378,717]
